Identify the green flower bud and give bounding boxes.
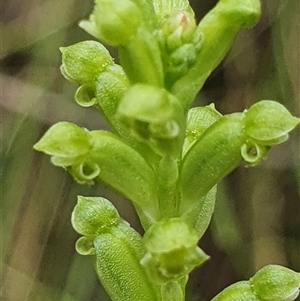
[243,100,300,145]
[71,196,120,237]
[158,10,201,87]
[93,0,143,46]
[211,281,259,301]
[162,10,197,50]
[141,218,209,284]
[33,122,92,166]
[170,0,261,107]
[118,84,181,139]
[165,43,197,87]
[250,265,300,301]
[60,41,113,84]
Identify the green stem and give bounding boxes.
[157,156,179,218]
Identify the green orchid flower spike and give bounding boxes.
[33,0,300,300]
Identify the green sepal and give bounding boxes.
[250,265,300,301]
[141,218,209,284]
[93,226,161,301]
[88,130,160,223]
[183,104,222,156]
[94,64,130,135]
[179,113,246,214]
[33,122,92,166]
[71,196,120,237]
[95,64,129,119]
[72,198,161,300]
[118,84,175,126]
[93,68,160,165]
[243,100,300,146]
[211,281,259,301]
[118,84,184,157]
[60,41,113,84]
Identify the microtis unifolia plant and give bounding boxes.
[33,0,300,300]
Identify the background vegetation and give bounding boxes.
[1,0,299,300]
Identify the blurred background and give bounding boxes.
[1,0,299,300]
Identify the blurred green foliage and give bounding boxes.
[1,0,299,300]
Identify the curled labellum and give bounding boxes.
[75,84,97,108]
[67,160,101,185]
